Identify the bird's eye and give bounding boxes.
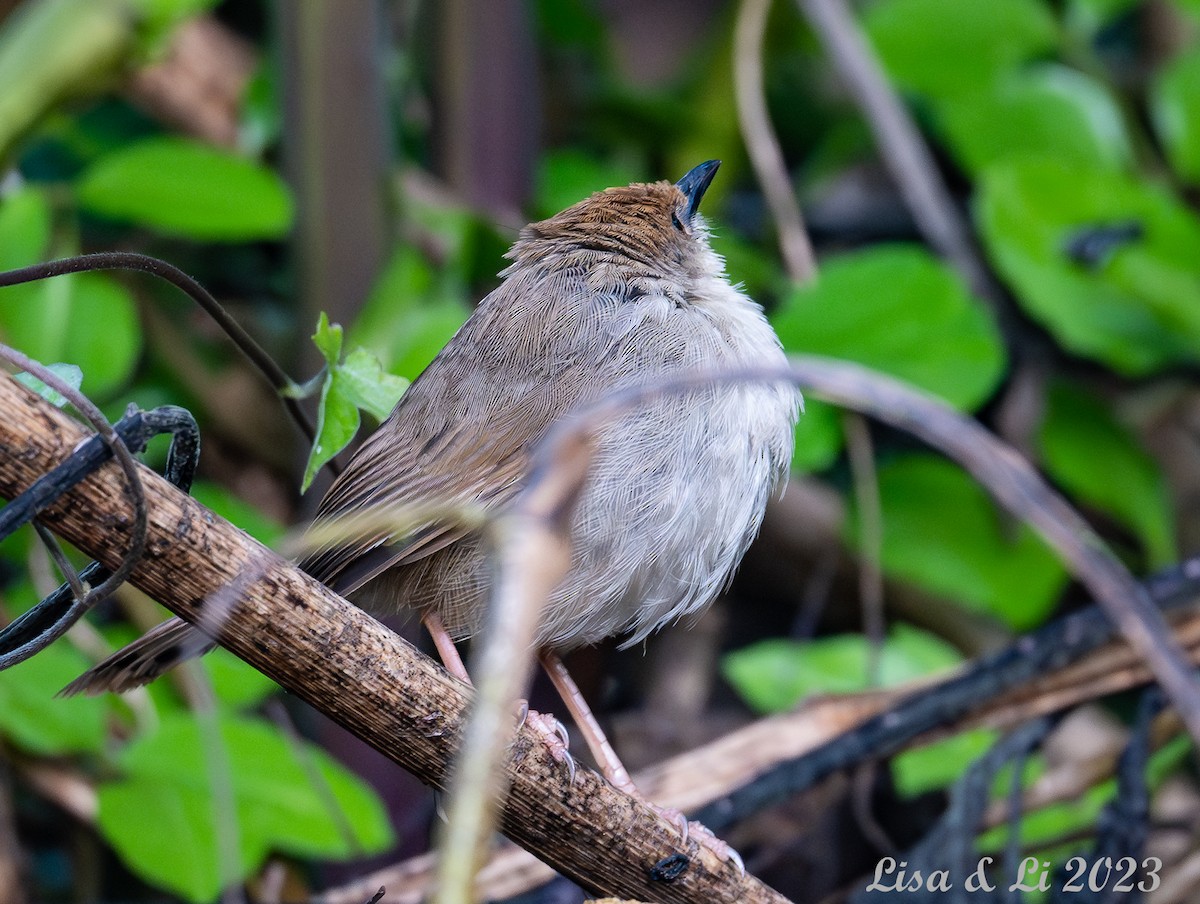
[671,209,686,231]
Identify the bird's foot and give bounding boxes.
[646,802,744,875]
[517,703,577,784]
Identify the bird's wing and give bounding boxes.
[298,271,601,596]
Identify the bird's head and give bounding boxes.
[509,160,723,280]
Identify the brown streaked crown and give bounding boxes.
[511,181,696,270]
[509,161,721,273]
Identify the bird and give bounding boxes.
[67,159,799,855]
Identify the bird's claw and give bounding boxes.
[649,804,744,875]
[522,707,578,784]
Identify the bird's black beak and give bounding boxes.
[676,159,720,225]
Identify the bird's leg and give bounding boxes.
[421,613,574,774]
[539,650,634,792]
[421,611,471,683]
[538,650,744,873]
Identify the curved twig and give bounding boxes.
[0,252,318,444]
[0,343,147,612]
[527,358,1200,753]
[734,0,817,283]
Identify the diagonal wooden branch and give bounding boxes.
[0,373,790,903]
[326,603,1200,903]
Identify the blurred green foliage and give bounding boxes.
[0,0,1196,898]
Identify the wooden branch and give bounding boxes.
[326,606,1200,902]
[0,373,790,903]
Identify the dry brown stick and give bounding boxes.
[432,427,594,903]
[0,373,790,904]
[794,0,998,303]
[734,0,817,283]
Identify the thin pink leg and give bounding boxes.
[539,650,745,874]
[539,650,635,794]
[423,612,471,684]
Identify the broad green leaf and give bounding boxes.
[302,364,358,493]
[773,246,1004,469]
[864,0,1058,99]
[1151,46,1200,184]
[1037,382,1175,567]
[892,729,999,797]
[936,66,1131,173]
[76,137,293,240]
[1174,0,1200,20]
[98,713,393,902]
[0,270,140,396]
[349,247,469,380]
[978,159,1200,374]
[98,777,229,902]
[336,347,409,421]
[773,245,1005,409]
[0,643,107,754]
[0,187,52,269]
[722,623,963,714]
[14,362,83,407]
[304,314,411,491]
[853,454,1067,629]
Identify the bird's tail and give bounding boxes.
[60,617,216,696]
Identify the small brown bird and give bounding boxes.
[71,160,798,848]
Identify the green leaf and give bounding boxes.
[892,729,999,796]
[311,311,342,366]
[855,454,1067,629]
[304,315,411,490]
[1151,46,1200,184]
[0,187,52,270]
[936,65,1131,173]
[348,246,470,381]
[1037,381,1175,567]
[14,362,83,407]
[98,713,393,902]
[0,644,107,754]
[98,777,229,903]
[127,0,220,52]
[0,270,141,397]
[772,244,1005,407]
[336,347,409,422]
[978,159,1200,374]
[302,365,358,493]
[864,0,1058,99]
[773,246,1005,469]
[76,137,293,240]
[722,623,963,714]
